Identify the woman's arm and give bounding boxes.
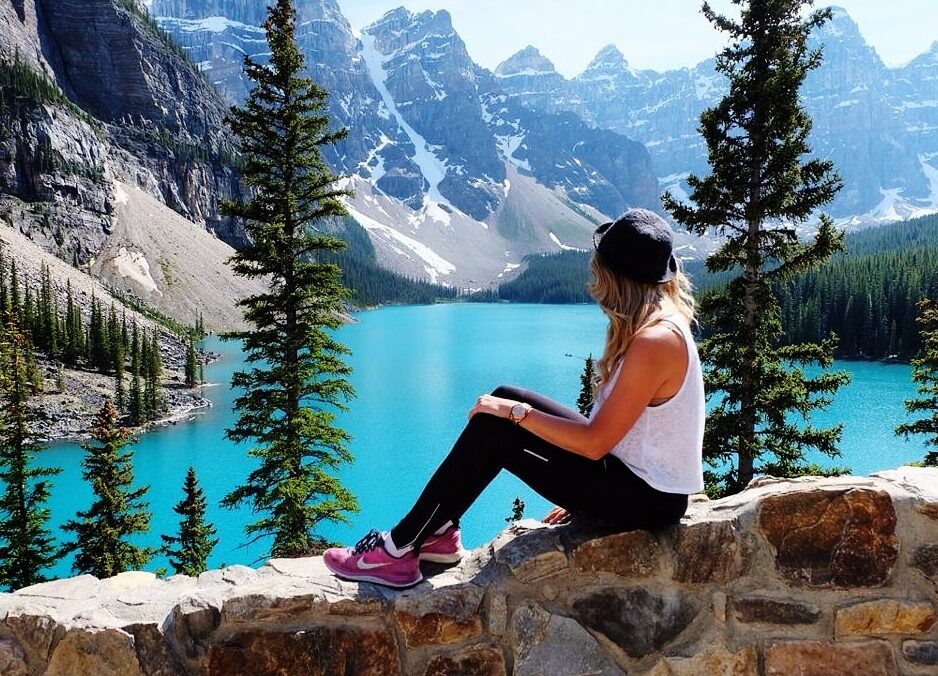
[469,324,687,460]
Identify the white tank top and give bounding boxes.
[588,314,705,494]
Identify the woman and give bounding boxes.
[323,208,705,588]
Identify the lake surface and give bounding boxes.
[39,303,928,578]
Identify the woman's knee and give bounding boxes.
[491,384,524,399]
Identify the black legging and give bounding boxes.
[389,385,689,549]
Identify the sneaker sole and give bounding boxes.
[323,561,423,588]
[419,550,466,564]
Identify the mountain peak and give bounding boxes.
[585,44,629,72]
[816,4,863,40]
[495,46,557,77]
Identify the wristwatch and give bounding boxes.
[509,402,533,425]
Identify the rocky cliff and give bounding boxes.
[0,468,935,675]
[0,0,248,264]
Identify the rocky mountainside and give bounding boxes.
[151,0,669,287]
[0,0,261,329]
[503,7,938,224]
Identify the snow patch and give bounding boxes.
[549,232,582,251]
[347,206,455,283]
[158,16,264,34]
[111,248,161,297]
[112,181,129,205]
[359,33,453,210]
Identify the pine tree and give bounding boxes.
[60,399,153,578]
[145,331,162,419]
[185,337,198,388]
[9,260,20,321]
[576,354,595,417]
[897,298,938,467]
[219,0,358,558]
[108,306,125,408]
[128,323,143,425]
[662,0,850,496]
[160,467,218,576]
[0,321,61,590]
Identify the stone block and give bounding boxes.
[647,645,757,676]
[124,623,185,676]
[14,574,100,600]
[758,488,899,586]
[394,584,484,648]
[0,638,29,676]
[423,645,506,676]
[511,601,623,675]
[163,594,222,672]
[835,599,936,637]
[486,593,507,636]
[672,519,753,584]
[911,544,938,580]
[208,625,400,676]
[492,522,568,583]
[903,640,938,666]
[4,610,63,664]
[45,628,142,676]
[733,597,821,625]
[573,530,662,578]
[571,587,698,658]
[764,640,897,676]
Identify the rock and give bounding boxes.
[208,625,400,676]
[485,593,508,636]
[423,645,506,676]
[764,640,897,676]
[672,519,753,584]
[834,599,936,637]
[573,530,662,578]
[647,645,758,676]
[14,574,101,601]
[123,623,185,676]
[902,640,938,666]
[45,627,142,676]
[512,601,623,676]
[733,597,821,625]
[4,610,63,665]
[0,639,29,676]
[394,583,484,648]
[163,594,222,672]
[911,544,938,580]
[571,587,698,658]
[758,488,899,586]
[920,503,938,521]
[492,522,568,583]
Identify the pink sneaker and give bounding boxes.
[419,526,466,564]
[323,530,422,588]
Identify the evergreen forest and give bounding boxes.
[489,214,938,360]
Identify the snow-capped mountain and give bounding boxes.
[503,6,938,225]
[151,0,666,286]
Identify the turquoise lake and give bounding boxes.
[39,303,929,577]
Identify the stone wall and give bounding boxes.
[0,468,936,675]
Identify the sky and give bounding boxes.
[336,0,938,78]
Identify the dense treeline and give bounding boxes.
[326,216,459,307]
[0,253,169,423]
[497,250,593,304]
[491,215,938,360]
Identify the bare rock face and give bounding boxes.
[0,470,935,675]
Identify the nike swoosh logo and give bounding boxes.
[356,558,391,570]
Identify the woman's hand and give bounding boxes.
[542,506,571,525]
[468,394,517,420]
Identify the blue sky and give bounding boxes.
[336,0,938,77]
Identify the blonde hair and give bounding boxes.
[588,253,695,393]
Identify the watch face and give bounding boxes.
[511,403,526,419]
